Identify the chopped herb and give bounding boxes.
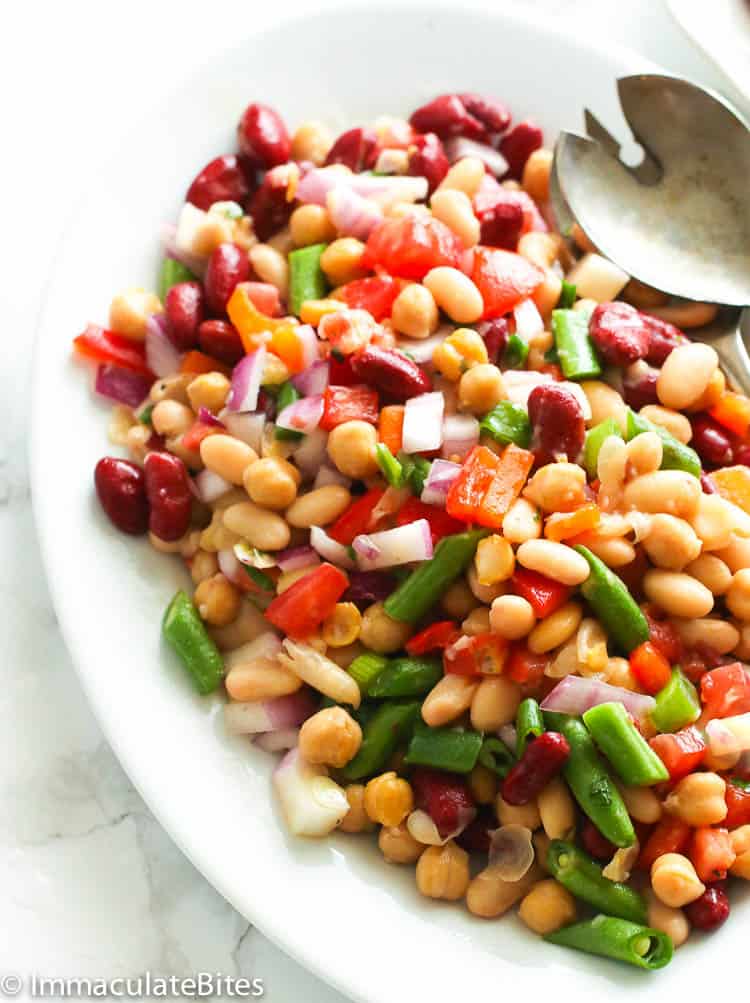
[243,566,275,592]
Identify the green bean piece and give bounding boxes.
[545,914,673,970]
[340,701,420,780]
[626,408,701,478]
[137,403,155,426]
[543,712,636,847]
[366,656,442,698]
[547,841,647,923]
[384,529,488,623]
[275,381,304,441]
[552,309,603,381]
[158,257,196,301]
[575,545,649,654]
[347,653,388,693]
[399,454,432,496]
[405,722,483,773]
[503,333,529,368]
[516,698,545,757]
[162,590,224,695]
[558,280,577,309]
[288,243,329,315]
[583,417,623,479]
[479,401,532,448]
[583,702,669,786]
[375,443,404,487]
[651,669,701,733]
[478,737,516,778]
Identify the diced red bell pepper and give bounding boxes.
[629,641,672,695]
[510,567,573,618]
[327,488,385,545]
[444,632,508,677]
[689,827,736,883]
[699,662,750,725]
[506,645,549,687]
[362,214,464,280]
[406,620,460,656]
[725,782,750,828]
[73,324,154,379]
[319,384,379,431]
[265,563,349,639]
[182,420,220,452]
[478,444,534,529]
[334,276,401,321]
[638,817,692,871]
[180,349,232,377]
[395,496,464,546]
[643,609,684,664]
[649,726,706,782]
[445,445,500,523]
[410,767,476,839]
[471,247,544,319]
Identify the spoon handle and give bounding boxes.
[708,313,750,398]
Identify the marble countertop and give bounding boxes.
[1,1,739,998]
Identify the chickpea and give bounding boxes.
[390,283,439,339]
[490,595,536,640]
[126,423,151,464]
[461,607,491,636]
[189,551,217,586]
[524,462,587,514]
[470,677,521,731]
[423,267,483,324]
[458,364,506,415]
[321,602,362,647]
[286,485,351,528]
[209,598,268,652]
[727,568,750,621]
[496,797,541,831]
[467,864,542,918]
[338,784,375,833]
[151,400,193,438]
[249,243,289,297]
[359,602,412,654]
[327,420,379,479]
[640,405,692,444]
[616,783,662,825]
[109,288,162,341]
[468,764,498,805]
[298,707,362,768]
[646,892,690,948]
[643,514,702,571]
[291,120,333,165]
[320,238,368,286]
[432,327,488,381]
[502,497,542,543]
[243,456,299,510]
[430,188,480,247]
[730,825,750,879]
[200,434,258,485]
[289,204,336,247]
[187,372,231,414]
[440,578,478,619]
[364,772,414,827]
[193,574,241,626]
[423,674,478,727]
[519,879,576,935]
[604,656,639,691]
[521,148,553,203]
[651,853,705,908]
[537,778,575,840]
[415,841,470,901]
[664,772,727,826]
[379,823,424,864]
[733,621,750,661]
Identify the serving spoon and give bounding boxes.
[551,74,750,393]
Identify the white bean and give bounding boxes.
[516,541,590,586]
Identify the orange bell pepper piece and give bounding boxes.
[709,391,750,439]
[446,446,500,523]
[544,502,601,542]
[180,350,231,377]
[227,284,288,352]
[378,405,405,456]
[710,465,750,514]
[268,324,306,374]
[478,443,535,528]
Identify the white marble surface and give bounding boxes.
[0,1,741,998]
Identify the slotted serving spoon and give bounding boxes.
[551,74,750,393]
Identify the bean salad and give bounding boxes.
[76,92,750,971]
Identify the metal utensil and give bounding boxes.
[551,74,750,392]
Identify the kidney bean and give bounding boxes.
[249,165,295,241]
[409,94,486,141]
[691,414,734,467]
[528,383,585,465]
[580,819,617,860]
[589,301,651,367]
[701,472,717,494]
[343,569,397,608]
[186,154,254,211]
[324,127,378,172]
[477,318,510,364]
[734,443,750,467]
[143,452,192,541]
[411,767,476,839]
[456,807,495,854]
[351,344,432,402]
[164,281,205,350]
[237,103,290,169]
[478,197,524,249]
[94,457,149,535]
[457,93,511,135]
[197,319,244,366]
[501,732,570,806]
[406,132,449,194]
[204,243,250,316]
[622,362,659,410]
[684,884,730,931]
[499,120,544,179]
[642,313,689,366]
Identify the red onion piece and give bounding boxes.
[441,414,479,460]
[421,458,461,506]
[444,137,510,177]
[145,313,182,378]
[502,370,554,408]
[513,298,544,340]
[540,675,656,722]
[343,570,397,608]
[194,468,232,504]
[296,168,428,207]
[221,410,266,452]
[276,394,324,434]
[402,391,445,453]
[292,427,328,478]
[353,519,433,570]
[254,728,301,752]
[396,327,450,364]
[314,465,350,489]
[310,526,356,569]
[224,690,317,736]
[327,187,383,240]
[94,363,151,407]
[276,545,319,572]
[488,825,534,880]
[273,748,349,837]
[197,406,225,428]
[227,347,266,413]
[292,359,329,397]
[160,223,206,278]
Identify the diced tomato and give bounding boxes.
[73,324,154,379]
[244,281,282,317]
[334,276,400,321]
[506,645,549,687]
[362,215,464,280]
[638,817,692,871]
[725,782,750,828]
[649,726,706,781]
[406,620,460,656]
[511,567,572,618]
[689,827,736,883]
[643,609,684,664]
[327,488,385,545]
[629,641,672,695]
[265,563,349,639]
[445,445,500,523]
[471,247,544,319]
[699,662,750,724]
[320,384,379,431]
[395,496,464,546]
[328,351,359,386]
[444,632,508,677]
